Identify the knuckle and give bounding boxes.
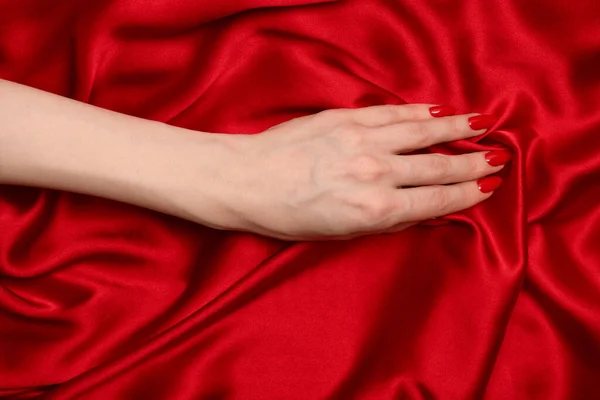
[430,187,452,213]
[402,104,422,119]
[428,154,452,179]
[349,154,391,182]
[353,193,395,227]
[449,116,463,135]
[379,104,401,119]
[406,122,430,145]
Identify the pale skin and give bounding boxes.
[0,79,505,240]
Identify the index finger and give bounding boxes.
[341,104,456,127]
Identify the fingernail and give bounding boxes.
[429,105,456,118]
[477,176,503,193]
[485,150,512,166]
[468,114,497,131]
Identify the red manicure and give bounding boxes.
[429,105,456,118]
[468,114,497,131]
[485,150,512,166]
[477,176,503,193]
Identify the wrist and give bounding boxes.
[130,126,254,230]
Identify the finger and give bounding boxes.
[389,150,511,187]
[335,104,456,127]
[392,176,502,222]
[371,113,498,153]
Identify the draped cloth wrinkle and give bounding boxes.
[0,0,599,399]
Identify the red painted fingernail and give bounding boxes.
[429,105,456,118]
[485,150,512,166]
[477,176,503,193]
[468,114,497,131]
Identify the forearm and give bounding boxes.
[0,79,242,229]
[0,80,506,241]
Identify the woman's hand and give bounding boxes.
[0,80,509,241]
[211,104,510,240]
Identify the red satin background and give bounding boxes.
[1,0,599,399]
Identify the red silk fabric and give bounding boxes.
[1,1,599,398]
